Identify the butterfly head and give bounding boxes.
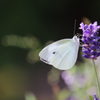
[73,36,79,42]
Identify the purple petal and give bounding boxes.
[82,49,89,54]
[89,24,93,30]
[91,44,96,49]
[91,39,96,44]
[87,37,92,42]
[91,55,96,59]
[93,32,99,36]
[84,24,88,30]
[83,54,90,59]
[93,21,97,26]
[79,22,84,30]
[97,52,100,57]
[81,38,88,43]
[90,50,97,55]
[82,44,88,49]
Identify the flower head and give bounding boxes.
[79,21,100,59]
[94,93,99,100]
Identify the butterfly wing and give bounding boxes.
[39,39,72,64]
[39,36,79,70]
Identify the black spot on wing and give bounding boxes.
[53,52,56,54]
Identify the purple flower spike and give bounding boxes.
[79,21,100,60]
[94,93,99,100]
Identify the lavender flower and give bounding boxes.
[94,93,99,100]
[79,21,100,59]
[61,71,74,85]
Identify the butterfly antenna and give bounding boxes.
[73,20,76,36]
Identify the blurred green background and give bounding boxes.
[0,0,100,100]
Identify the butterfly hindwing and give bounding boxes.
[53,41,79,70]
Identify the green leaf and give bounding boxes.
[89,95,94,100]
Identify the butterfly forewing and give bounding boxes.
[39,39,72,65]
[51,40,75,67]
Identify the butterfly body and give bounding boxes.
[39,36,79,70]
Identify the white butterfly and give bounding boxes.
[39,36,80,70]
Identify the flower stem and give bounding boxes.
[92,60,100,98]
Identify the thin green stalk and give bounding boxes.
[92,60,100,98]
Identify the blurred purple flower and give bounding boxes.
[61,71,74,85]
[62,71,87,88]
[79,21,100,59]
[74,73,87,87]
[94,93,99,100]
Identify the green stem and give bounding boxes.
[92,60,100,98]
